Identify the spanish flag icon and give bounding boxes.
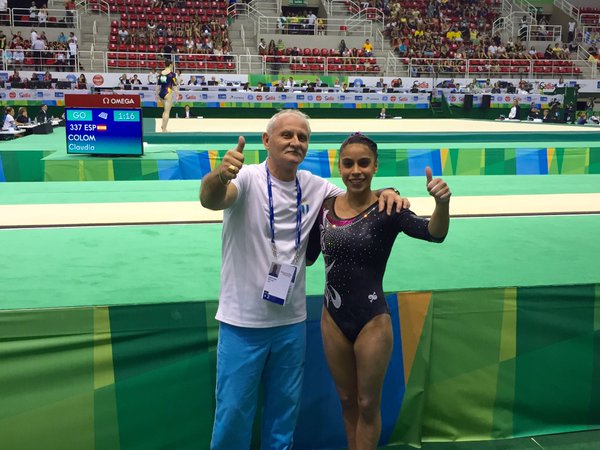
[97,125,108,131]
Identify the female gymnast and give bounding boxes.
[307,133,451,450]
[156,58,179,132]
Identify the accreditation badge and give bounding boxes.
[262,261,298,306]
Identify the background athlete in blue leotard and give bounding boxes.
[307,133,451,450]
[155,58,178,132]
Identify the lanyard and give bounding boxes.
[266,162,302,264]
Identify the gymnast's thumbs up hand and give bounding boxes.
[425,166,451,203]
[219,136,245,183]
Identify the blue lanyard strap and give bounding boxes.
[266,163,302,261]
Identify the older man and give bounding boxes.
[200,109,406,449]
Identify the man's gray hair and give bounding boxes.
[265,109,311,137]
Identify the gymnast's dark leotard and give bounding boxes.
[158,71,177,100]
[307,197,445,342]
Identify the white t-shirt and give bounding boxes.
[216,161,343,328]
[68,41,77,56]
[2,113,15,130]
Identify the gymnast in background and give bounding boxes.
[156,58,178,132]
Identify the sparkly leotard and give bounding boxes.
[158,71,177,100]
[307,196,445,342]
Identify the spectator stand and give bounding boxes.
[388,57,585,80]
[2,48,79,73]
[554,0,578,22]
[575,46,599,79]
[106,52,237,73]
[101,0,232,73]
[256,16,374,36]
[342,0,385,24]
[579,8,600,28]
[5,7,80,28]
[1,27,82,73]
[85,0,111,15]
[3,51,593,78]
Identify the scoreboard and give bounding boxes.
[64,94,144,157]
[65,108,143,156]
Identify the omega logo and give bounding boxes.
[102,97,135,105]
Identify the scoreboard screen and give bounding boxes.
[65,108,144,156]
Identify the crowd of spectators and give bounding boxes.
[4,68,84,89]
[8,0,77,27]
[1,28,79,71]
[383,0,496,59]
[275,10,322,35]
[256,39,381,74]
[111,17,232,57]
[379,0,596,70]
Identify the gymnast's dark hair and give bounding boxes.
[340,132,378,160]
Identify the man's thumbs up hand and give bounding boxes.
[218,136,245,184]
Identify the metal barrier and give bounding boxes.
[553,0,579,20]
[7,7,81,28]
[0,48,595,79]
[78,0,110,16]
[525,24,563,42]
[1,48,80,72]
[580,13,600,26]
[256,16,373,36]
[406,56,586,78]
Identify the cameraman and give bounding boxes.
[549,98,561,122]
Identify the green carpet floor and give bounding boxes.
[381,429,600,449]
[1,176,599,310]
[1,214,599,309]
[0,175,599,205]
